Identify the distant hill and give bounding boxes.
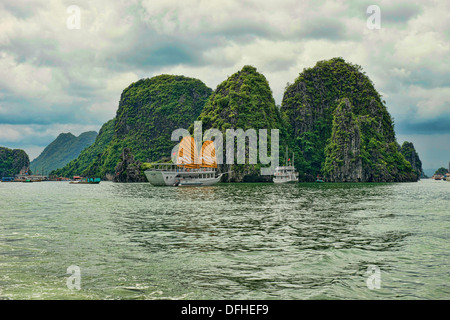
[0,146,30,177]
[30,131,97,174]
[51,120,114,178]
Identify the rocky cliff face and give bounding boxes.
[0,147,30,177]
[282,57,417,182]
[400,141,423,179]
[113,148,146,183]
[197,65,283,182]
[322,98,416,182]
[322,99,364,182]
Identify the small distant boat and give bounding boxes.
[70,176,101,184]
[315,176,324,183]
[145,137,223,187]
[273,147,298,184]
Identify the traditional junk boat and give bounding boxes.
[273,148,299,184]
[145,137,223,186]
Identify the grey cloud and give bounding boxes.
[0,95,105,126]
[346,0,422,25]
[382,3,423,23]
[207,20,276,41]
[120,41,199,68]
[403,69,450,89]
[298,18,348,40]
[396,115,450,134]
[0,1,47,19]
[262,58,296,72]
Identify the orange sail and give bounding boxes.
[177,136,199,168]
[201,140,217,168]
[176,137,217,168]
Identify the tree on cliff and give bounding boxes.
[434,167,448,176]
[0,147,30,177]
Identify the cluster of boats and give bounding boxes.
[144,138,311,187]
[5,139,327,187]
[432,173,450,181]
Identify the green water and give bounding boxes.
[0,179,448,300]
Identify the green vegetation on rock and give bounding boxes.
[51,120,114,178]
[50,58,422,183]
[31,131,97,174]
[54,75,212,179]
[434,167,448,176]
[0,147,30,177]
[281,57,417,182]
[399,141,423,179]
[196,65,284,182]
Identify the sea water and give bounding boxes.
[0,179,448,299]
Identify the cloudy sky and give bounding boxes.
[0,0,449,171]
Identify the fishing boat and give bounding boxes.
[144,137,224,187]
[315,175,324,183]
[273,147,298,184]
[69,176,101,184]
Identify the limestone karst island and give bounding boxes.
[1,58,431,185]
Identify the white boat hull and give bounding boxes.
[178,175,222,186]
[145,170,178,186]
[144,169,222,187]
[273,178,298,184]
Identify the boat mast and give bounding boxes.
[285,146,288,167]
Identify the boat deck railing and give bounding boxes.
[275,166,296,170]
[145,163,217,173]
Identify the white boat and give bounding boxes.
[273,147,298,184]
[273,165,298,184]
[145,163,223,186]
[145,137,223,187]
